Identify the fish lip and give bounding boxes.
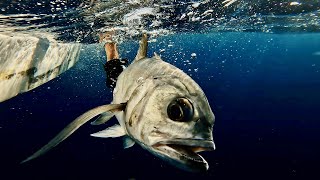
[154,139,215,150]
[151,139,215,172]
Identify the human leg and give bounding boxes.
[105,42,119,61]
[99,32,127,89]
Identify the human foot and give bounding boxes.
[99,30,115,44]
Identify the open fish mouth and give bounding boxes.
[152,139,215,172]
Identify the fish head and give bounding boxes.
[126,75,215,172]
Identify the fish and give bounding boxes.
[21,34,215,172]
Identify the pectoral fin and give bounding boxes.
[21,103,126,164]
[91,112,115,125]
[90,124,126,138]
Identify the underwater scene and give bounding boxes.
[0,0,320,179]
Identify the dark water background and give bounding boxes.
[0,32,320,179]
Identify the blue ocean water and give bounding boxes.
[0,32,320,179]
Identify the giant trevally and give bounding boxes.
[22,34,215,172]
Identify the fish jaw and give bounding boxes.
[146,139,215,172]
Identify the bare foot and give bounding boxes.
[99,30,115,44]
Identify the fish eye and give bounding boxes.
[167,98,194,122]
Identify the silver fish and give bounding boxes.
[22,34,215,172]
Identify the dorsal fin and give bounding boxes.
[133,34,148,62]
